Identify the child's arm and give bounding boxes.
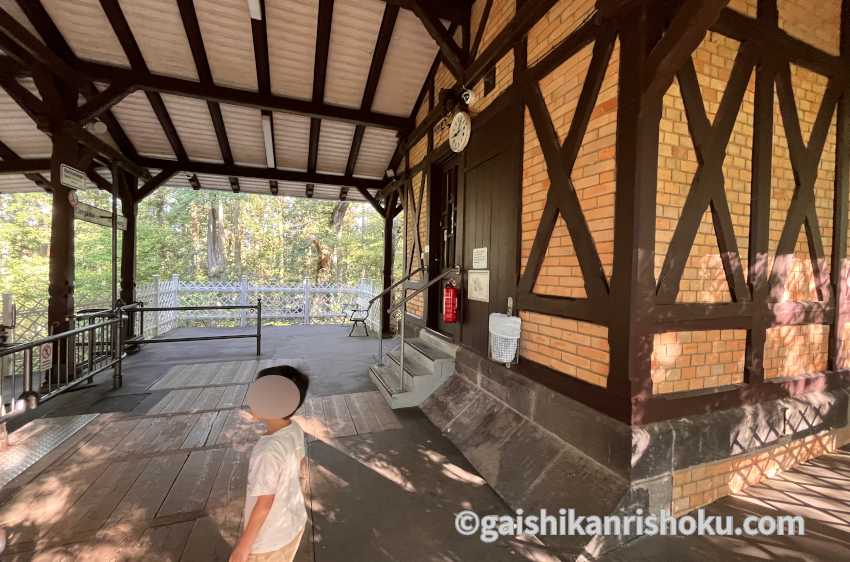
[230,494,275,562]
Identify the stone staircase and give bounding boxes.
[369,328,458,409]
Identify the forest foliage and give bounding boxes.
[0,187,401,307]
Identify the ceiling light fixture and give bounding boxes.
[262,113,275,168]
[248,0,263,20]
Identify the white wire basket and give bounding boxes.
[489,313,521,367]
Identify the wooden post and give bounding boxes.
[829,0,850,370]
[609,6,663,423]
[382,190,398,336]
[120,172,139,308]
[47,130,80,336]
[745,0,778,382]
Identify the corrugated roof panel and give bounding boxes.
[316,120,356,175]
[219,104,265,166]
[0,174,44,194]
[0,0,43,43]
[267,0,317,101]
[0,89,52,158]
[195,0,257,90]
[161,95,222,162]
[370,9,438,117]
[354,127,397,178]
[111,91,176,160]
[42,0,129,67]
[17,78,41,100]
[324,0,384,109]
[118,0,198,80]
[274,112,310,171]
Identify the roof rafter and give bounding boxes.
[74,60,410,130]
[14,0,139,160]
[409,0,465,80]
[99,0,188,162]
[344,3,399,192]
[308,0,334,174]
[250,0,277,194]
[177,0,236,197]
[137,156,386,191]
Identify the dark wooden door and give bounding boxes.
[461,103,522,355]
[428,155,462,338]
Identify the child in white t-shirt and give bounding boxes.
[230,366,309,562]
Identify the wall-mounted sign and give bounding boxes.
[472,247,488,269]
[74,201,127,231]
[60,164,87,191]
[468,270,490,302]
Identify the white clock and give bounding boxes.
[449,111,471,153]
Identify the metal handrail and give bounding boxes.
[120,299,263,356]
[0,313,125,422]
[368,267,424,306]
[387,266,461,314]
[374,266,425,363]
[376,265,462,394]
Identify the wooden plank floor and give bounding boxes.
[0,360,400,561]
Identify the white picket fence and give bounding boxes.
[3,276,382,344]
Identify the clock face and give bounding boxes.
[449,111,471,153]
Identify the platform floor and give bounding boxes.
[1,326,849,561]
[0,327,554,561]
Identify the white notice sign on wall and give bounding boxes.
[468,270,490,302]
[472,247,488,269]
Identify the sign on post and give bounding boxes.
[59,164,87,191]
[74,202,128,231]
[39,342,53,372]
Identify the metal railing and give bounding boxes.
[367,267,424,362]
[0,312,125,422]
[121,299,263,356]
[368,266,461,393]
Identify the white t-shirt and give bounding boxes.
[243,421,307,554]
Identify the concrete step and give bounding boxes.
[404,338,454,378]
[419,328,459,358]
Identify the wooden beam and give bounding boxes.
[470,0,493,60]
[138,167,177,200]
[308,0,334,174]
[829,0,850,371]
[0,6,80,85]
[382,0,468,24]
[409,1,465,80]
[16,0,139,160]
[269,179,278,195]
[189,173,201,190]
[345,4,399,177]
[744,0,778,384]
[229,176,240,193]
[75,61,411,131]
[137,156,386,191]
[355,185,386,215]
[99,0,188,162]
[643,0,729,104]
[0,157,50,173]
[176,0,235,168]
[74,79,134,122]
[306,183,314,198]
[66,123,150,179]
[0,140,49,189]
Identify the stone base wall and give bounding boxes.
[423,347,850,556]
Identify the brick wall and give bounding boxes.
[519,1,618,381]
[471,0,515,57]
[763,325,829,379]
[651,4,841,391]
[651,330,746,394]
[671,426,850,516]
[519,311,609,387]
